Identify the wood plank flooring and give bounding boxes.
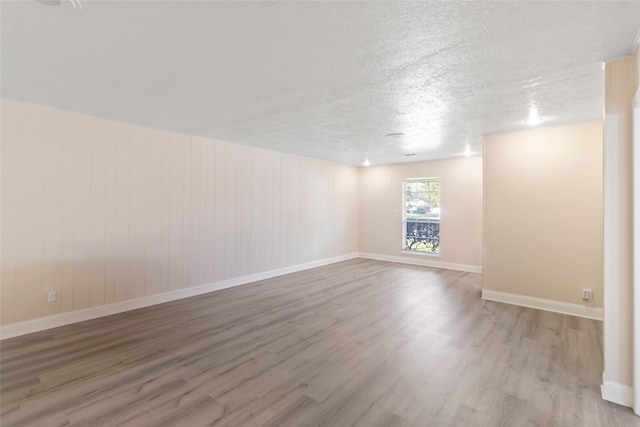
[1,259,638,426]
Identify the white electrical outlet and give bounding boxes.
[48,290,57,302]
[582,288,592,302]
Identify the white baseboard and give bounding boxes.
[358,252,482,274]
[481,289,603,321]
[602,372,633,408]
[0,252,359,340]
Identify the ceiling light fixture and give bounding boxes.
[385,132,405,138]
[525,105,541,126]
[35,0,81,10]
[35,0,62,5]
[464,145,472,157]
[363,158,371,167]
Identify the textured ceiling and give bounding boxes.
[2,1,639,166]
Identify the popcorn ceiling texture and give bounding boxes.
[2,1,639,165]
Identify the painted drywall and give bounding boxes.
[483,122,604,309]
[636,43,640,89]
[0,99,359,326]
[358,157,483,269]
[602,56,636,396]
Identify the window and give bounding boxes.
[403,177,440,254]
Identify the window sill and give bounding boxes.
[402,250,440,257]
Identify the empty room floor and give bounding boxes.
[1,259,637,426]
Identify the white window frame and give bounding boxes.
[402,177,441,256]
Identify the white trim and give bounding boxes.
[604,114,624,408]
[602,373,634,408]
[401,250,440,258]
[0,253,359,340]
[402,177,441,253]
[404,176,440,181]
[481,289,603,321]
[358,252,481,274]
[632,90,640,414]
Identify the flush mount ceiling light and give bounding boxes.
[363,158,371,167]
[35,0,81,10]
[463,145,472,157]
[524,105,541,126]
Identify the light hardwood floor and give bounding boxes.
[1,259,638,426]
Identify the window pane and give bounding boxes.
[403,178,440,253]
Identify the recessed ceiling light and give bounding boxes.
[385,132,405,138]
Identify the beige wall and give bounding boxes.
[482,122,604,308]
[636,44,640,90]
[358,157,483,268]
[603,55,636,391]
[0,99,359,325]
